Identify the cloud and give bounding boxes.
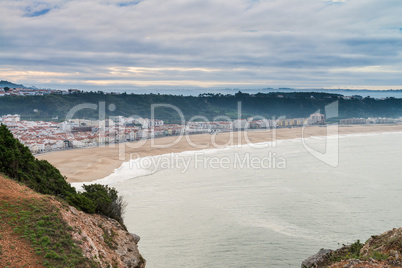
[1,0,402,90]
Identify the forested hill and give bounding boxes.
[0,80,25,88]
[1,92,402,123]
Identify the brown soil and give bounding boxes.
[0,175,45,268]
[0,175,145,268]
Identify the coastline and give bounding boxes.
[37,124,402,183]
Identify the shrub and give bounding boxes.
[350,240,363,257]
[82,184,127,225]
[66,193,96,214]
[44,251,63,260]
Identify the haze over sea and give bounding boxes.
[99,88,402,99]
[90,132,402,267]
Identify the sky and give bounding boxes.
[1,0,402,91]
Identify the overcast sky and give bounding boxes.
[1,0,402,90]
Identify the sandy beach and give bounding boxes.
[37,124,402,183]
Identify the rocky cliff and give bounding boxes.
[0,175,145,267]
[58,203,145,267]
[302,228,402,268]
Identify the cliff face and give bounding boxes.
[0,175,145,268]
[302,228,402,268]
[58,204,145,268]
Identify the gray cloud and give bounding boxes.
[1,0,402,90]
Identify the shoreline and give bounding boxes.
[37,124,402,183]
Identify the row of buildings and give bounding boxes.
[2,113,400,154]
[7,113,400,153]
[0,88,84,97]
[1,113,327,154]
[340,117,400,125]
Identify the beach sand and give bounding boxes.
[37,125,402,183]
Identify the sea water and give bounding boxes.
[86,132,402,267]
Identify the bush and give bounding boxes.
[44,251,63,260]
[350,240,363,257]
[82,184,127,225]
[66,193,96,214]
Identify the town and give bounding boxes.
[0,113,400,154]
[0,86,85,97]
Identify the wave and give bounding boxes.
[71,130,402,190]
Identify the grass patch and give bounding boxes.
[370,251,389,260]
[0,198,98,267]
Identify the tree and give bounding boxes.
[4,87,9,92]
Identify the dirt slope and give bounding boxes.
[0,175,45,267]
[0,175,145,267]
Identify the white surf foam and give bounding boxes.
[71,130,402,190]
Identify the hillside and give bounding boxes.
[0,124,128,225]
[0,124,145,267]
[0,80,25,88]
[1,92,402,123]
[0,175,145,267]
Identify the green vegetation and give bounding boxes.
[82,184,127,226]
[329,240,364,262]
[349,240,364,257]
[98,223,117,250]
[0,124,126,225]
[0,80,24,88]
[328,239,391,264]
[0,197,97,267]
[1,92,401,122]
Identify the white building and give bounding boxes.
[232,119,248,130]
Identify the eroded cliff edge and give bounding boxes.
[57,202,145,268]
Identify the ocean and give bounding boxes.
[82,131,402,267]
